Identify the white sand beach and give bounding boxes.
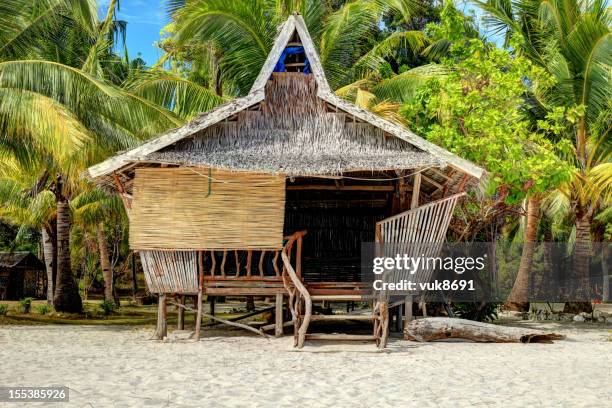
[1,320,610,408]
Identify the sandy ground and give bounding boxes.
[0,319,610,408]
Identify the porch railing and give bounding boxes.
[280,230,311,347]
[202,249,284,281]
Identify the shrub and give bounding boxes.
[0,304,8,316]
[452,302,500,322]
[36,304,52,315]
[19,297,33,313]
[99,299,117,316]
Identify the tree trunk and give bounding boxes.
[97,223,113,302]
[505,196,540,312]
[564,211,593,313]
[405,318,565,343]
[539,221,554,300]
[53,195,82,313]
[41,225,56,306]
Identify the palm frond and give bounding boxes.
[126,70,224,119]
[372,64,448,102]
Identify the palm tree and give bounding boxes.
[166,0,434,94]
[72,188,127,304]
[477,0,611,311]
[0,0,181,312]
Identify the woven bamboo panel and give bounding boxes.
[140,250,198,293]
[130,168,286,250]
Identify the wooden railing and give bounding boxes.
[280,230,311,348]
[202,249,283,281]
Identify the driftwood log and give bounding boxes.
[405,318,565,343]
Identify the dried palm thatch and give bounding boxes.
[130,168,286,250]
[145,73,441,175]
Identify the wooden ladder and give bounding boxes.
[281,233,387,348]
[300,294,383,345]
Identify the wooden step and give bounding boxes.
[305,334,376,341]
[311,295,369,301]
[309,314,373,321]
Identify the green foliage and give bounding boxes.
[99,299,117,316]
[453,302,500,322]
[401,14,571,202]
[0,303,8,316]
[36,304,52,315]
[19,297,33,313]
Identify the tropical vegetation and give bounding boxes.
[0,0,609,315]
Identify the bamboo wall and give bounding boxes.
[140,250,198,294]
[130,168,286,250]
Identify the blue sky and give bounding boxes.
[101,0,499,66]
[100,0,168,65]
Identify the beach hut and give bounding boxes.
[0,251,45,300]
[87,15,484,347]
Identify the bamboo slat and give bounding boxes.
[130,168,286,250]
[376,193,465,287]
[140,250,198,293]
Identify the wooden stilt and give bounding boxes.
[420,302,427,317]
[177,294,185,330]
[379,301,389,348]
[194,289,203,340]
[194,252,204,341]
[153,294,167,340]
[210,296,216,316]
[404,295,413,329]
[397,300,404,332]
[275,293,284,337]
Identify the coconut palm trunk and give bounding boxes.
[41,225,56,305]
[52,178,82,313]
[97,223,113,302]
[505,196,540,311]
[563,210,593,313]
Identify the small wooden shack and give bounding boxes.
[88,15,484,347]
[0,251,45,300]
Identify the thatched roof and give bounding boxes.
[146,73,442,175]
[0,252,44,269]
[87,14,484,182]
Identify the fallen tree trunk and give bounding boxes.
[405,318,565,343]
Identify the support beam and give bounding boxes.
[171,301,269,338]
[411,173,421,210]
[194,252,204,340]
[404,295,413,329]
[177,295,185,330]
[153,294,167,340]
[194,289,203,340]
[286,185,395,191]
[275,293,284,337]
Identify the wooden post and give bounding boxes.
[153,294,167,340]
[411,172,421,210]
[379,301,389,348]
[194,252,204,341]
[275,293,284,337]
[210,296,216,316]
[404,295,413,329]
[420,301,428,317]
[177,295,185,330]
[131,252,137,301]
[397,301,403,332]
